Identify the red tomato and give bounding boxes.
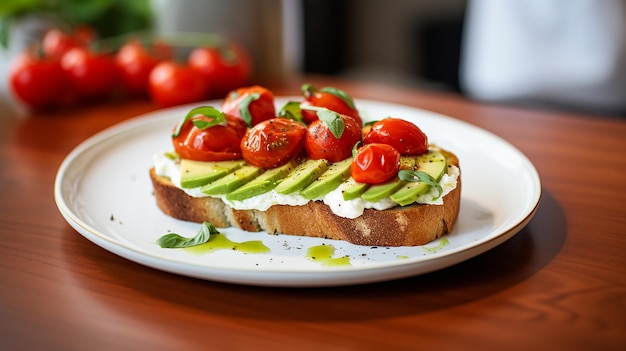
[173,114,248,161]
[351,143,401,184]
[300,84,362,126]
[364,118,429,155]
[9,51,69,110]
[148,61,208,107]
[116,40,172,95]
[42,26,95,60]
[222,86,276,127]
[304,114,362,162]
[188,43,251,98]
[61,47,119,99]
[241,118,307,169]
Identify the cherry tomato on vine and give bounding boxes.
[116,40,172,95]
[188,43,251,98]
[9,51,69,110]
[149,61,208,107]
[300,83,362,126]
[173,112,248,161]
[222,86,275,127]
[351,143,401,184]
[304,113,362,162]
[241,118,307,169]
[363,118,429,155]
[61,47,119,99]
[42,26,95,60]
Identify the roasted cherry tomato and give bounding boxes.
[116,40,172,95]
[9,50,69,110]
[149,61,208,107]
[351,143,401,184]
[173,113,248,161]
[222,86,276,127]
[188,43,251,98]
[42,26,95,60]
[241,118,307,169]
[300,83,362,126]
[61,47,119,99]
[364,118,429,155]
[304,113,362,162]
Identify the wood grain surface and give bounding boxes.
[1,76,625,351]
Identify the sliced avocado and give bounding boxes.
[274,159,328,194]
[300,158,353,200]
[226,160,298,201]
[341,178,370,201]
[389,151,448,206]
[179,159,245,188]
[200,165,262,195]
[416,150,448,181]
[360,178,406,203]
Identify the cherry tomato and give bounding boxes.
[188,43,251,98]
[42,26,95,60]
[304,114,362,162]
[364,118,429,155]
[222,86,276,127]
[148,61,208,107]
[241,118,307,169]
[9,51,69,110]
[173,114,248,161]
[300,83,362,126]
[61,47,119,99]
[116,40,172,95]
[351,143,401,184]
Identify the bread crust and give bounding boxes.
[149,157,461,246]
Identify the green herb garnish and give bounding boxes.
[398,170,443,199]
[172,106,226,138]
[239,92,261,127]
[278,101,304,123]
[157,222,220,248]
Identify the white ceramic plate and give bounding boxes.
[54,98,541,287]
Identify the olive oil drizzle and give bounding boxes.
[306,244,351,266]
[184,233,270,255]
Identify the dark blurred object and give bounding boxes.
[302,0,349,75]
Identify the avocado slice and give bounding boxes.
[300,158,353,200]
[179,159,246,188]
[274,159,328,194]
[360,178,406,203]
[200,165,263,195]
[341,178,370,201]
[226,159,298,201]
[389,151,448,206]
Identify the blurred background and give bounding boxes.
[1,0,624,117]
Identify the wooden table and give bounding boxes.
[1,76,625,350]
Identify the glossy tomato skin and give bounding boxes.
[173,114,248,161]
[222,86,275,127]
[304,114,362,162]
[9,51,69,110]
[300,86,362,126]
[42,26,95,60]
[116,40,172,95]
[61,47,119,99]
[241,118,307,169]
[351,143,401,184]
[148,61,208,107]
[364,118,429,155]
[188,43,251,98]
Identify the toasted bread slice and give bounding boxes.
[149,151,460,247]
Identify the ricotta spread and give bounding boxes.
[154,152,459,219]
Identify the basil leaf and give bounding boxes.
[157,222,220,248]
[397,170,443,199]
[172,106,226,138]
[316,108,345,139]
[352,141,362,157]
[239,92,261,127]
[278,101,304,123]
[301,83,317,98]
[319,86,356,110]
